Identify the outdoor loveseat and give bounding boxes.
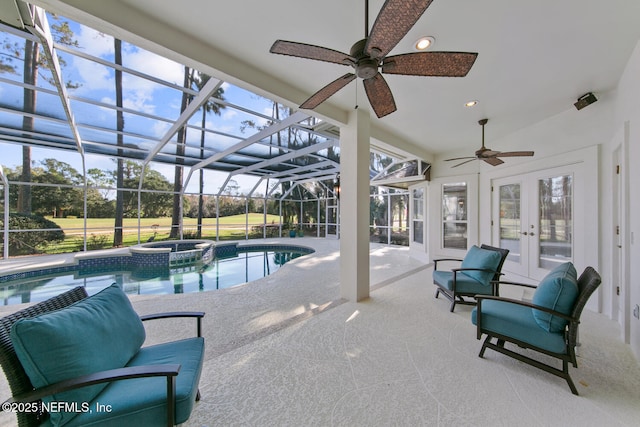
[0,284,205,427]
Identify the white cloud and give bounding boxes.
[124,48,184,85]
[72,56,113,94]
[222,109,238,121]
[152,121,171,138]
[76,25,114,58]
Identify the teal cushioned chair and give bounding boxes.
[0,285,205,427]
[433,244,509,312]
[471,265,601,395]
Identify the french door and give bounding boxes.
[492,166,575,280]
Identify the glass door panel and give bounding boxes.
[538,174,572,270]
[499,183,521,263]
[493,169,575,280]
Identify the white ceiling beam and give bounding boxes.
[229,139,336,177]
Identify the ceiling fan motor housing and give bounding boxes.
[350,39,380,79]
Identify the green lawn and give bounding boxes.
[45,214,284,253]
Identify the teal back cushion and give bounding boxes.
[532,262,579,332]
[460,245,502,285]
[10,284,145,426]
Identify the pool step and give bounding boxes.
[169,249,203,267]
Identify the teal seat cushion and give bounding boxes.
[433,270,494,295]
[64,337,205,427]
[472,300,567,354]
[10,284,145,426]
[460,245,502,284]
[531,262,579,332]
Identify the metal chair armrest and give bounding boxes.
[7,364,180,404]
[489,280,537,289]
[140,311,205,337]
[433,258,463,270]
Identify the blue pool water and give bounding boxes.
[0,248,309,306]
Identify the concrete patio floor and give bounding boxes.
[1,238,639,426]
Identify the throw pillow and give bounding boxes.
[531,262,579,332]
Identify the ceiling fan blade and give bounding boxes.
[300,73,356,110]
[495,151,535,157]
[483,157,505,166]
[270,40,355,66]
[451,158,478,168]
[382,52,478,77]
[364,0,434,59]
[444,156,476,162]
[363,73,397,118]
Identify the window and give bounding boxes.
[412,187,424,244]
[442,182,467,249]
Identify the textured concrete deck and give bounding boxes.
[1,238,639,426]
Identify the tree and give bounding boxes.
[192,72,225,237]
[117,160,173,218]
[169,66,195,238]
[30,159,83,217]
[113,37,125,246]
[87,168,115,199]
[0,16,80,215]
[19,38,38,214]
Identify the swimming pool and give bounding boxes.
[0,245,313,306]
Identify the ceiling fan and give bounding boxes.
[269,0,478,118]
[445,119,535,168]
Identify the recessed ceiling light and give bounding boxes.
[464,100,478,107]
[414,36,435,51]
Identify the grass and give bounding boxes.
[43,214,285,254]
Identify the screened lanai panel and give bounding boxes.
[1,10,342,194]
[0,83,68,122]
[217,84,276,120]
[205,105,273,141]
[69,100,172,144]
[236,143,284,159]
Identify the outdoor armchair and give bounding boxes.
[433,244,509,312]
[472,263,601,395]
[0,284,205,427]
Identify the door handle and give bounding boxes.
[529,232,535,236]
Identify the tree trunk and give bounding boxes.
[113,38,124,246]
[18,40,39,214]
[197,107,206,238]
[170,67,193,238]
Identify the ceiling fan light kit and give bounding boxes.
[269,0,478,118]
[445,118,535,168]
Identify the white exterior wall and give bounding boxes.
[428,39,640,361]
[614,40,640,359]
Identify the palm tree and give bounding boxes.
[169,66,195,239]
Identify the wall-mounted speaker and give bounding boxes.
[574,92,597,110]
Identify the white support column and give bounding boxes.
[340,107,370,301]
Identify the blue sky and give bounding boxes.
[1,13,284,196]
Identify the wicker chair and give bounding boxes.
[472,266,601,395]
[0,285,205,426]
[0,286,89,426]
